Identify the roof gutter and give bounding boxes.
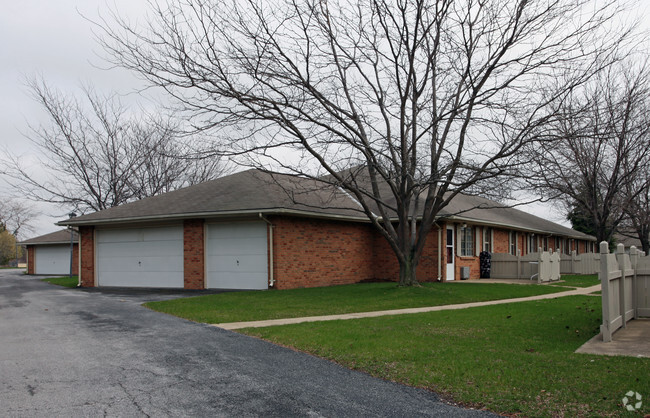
[259,213,275,288]
[56,208,370,227]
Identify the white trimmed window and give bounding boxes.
[527,234,537,253]
[509,231,517,255]
[460,226,473,256]
[483,227,493,252]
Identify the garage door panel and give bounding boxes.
[98,271,182,288]
[97,227,182,243]
[207,255,267,274]
[209,272,268,290]
[35,246,71,275]
[96,225,183,288]
[206,222,268,290]
[97,256,183,273]
[98,241,182,258]
[207,238,267,256]
[208,223,266,239]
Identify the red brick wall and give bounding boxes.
[184,219,205,289]
[79,226,95,287]
[72,243,79,275]
[456,256,480,280]
[27,246,35,274]
[493,229,509,254]
[373,226,441,283]
[272,216,375,289]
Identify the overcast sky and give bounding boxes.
[1,1,648,239]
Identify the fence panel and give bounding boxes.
[490,253,521,279]
[520,252,539,279]
[599,243,645,342]
[576,253,600,275]
[560,253,573,274]
[632,253,650,317]
[600,242,624,342]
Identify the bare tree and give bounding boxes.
[0,198,35,237]
[527,60,650,245]
[1,80,227,214]
[619,166,650,253]
[100,0,633,285]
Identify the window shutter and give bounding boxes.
[490,229,494,253]
[457,225,462,257]
[475,226,481,256]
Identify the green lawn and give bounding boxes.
[41,276,78,288]
[145,281,569,323]
[552,274,600,288]
[243,296,649,417]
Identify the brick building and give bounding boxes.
[20,230,79,276]
[57,169,595,290]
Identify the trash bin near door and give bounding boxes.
[480,251,491,278]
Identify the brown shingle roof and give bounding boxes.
[57,168,594,240]
[59,169,366,225]
[20,230,79,245]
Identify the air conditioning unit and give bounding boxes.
[460,267,470,280]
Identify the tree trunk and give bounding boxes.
[398,254,420,287]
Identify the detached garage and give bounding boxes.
[21,230,79,275]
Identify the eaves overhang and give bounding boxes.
[56,208,372,227]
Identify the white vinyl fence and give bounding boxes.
[490,249,560,283]
[492,249,603,281]
[559,251,600,275]
[600,243,650,342]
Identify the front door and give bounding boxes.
[446,226,455,281]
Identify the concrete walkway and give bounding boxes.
[576,318,650,358]
[213,284,601,330]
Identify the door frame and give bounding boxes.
[446,225,455,281]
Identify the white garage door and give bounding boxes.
[96,226,184,288]
[206,222,268,290]
[35,245,71,275]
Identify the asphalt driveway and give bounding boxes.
[0,270,495,417]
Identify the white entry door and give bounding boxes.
[35,245,71,275]
[96,225,184,288]
[446,226,455,281]
[206,222,268,290]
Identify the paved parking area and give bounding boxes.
[0,270,494,417]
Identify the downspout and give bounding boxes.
[76,227,82,287]
[259,214,275,287]
[437,223,442,281]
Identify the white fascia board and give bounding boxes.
[56,208,372,227]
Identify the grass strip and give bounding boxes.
[146,281,568,323]
[243,296,649,417]
[552,274,600,288]
[41,276,78,288]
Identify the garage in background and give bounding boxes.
[20,230,78,275]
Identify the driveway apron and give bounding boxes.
[0,270,494,417]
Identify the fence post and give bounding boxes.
[630,246,638,319]
[517,253,521,280]
[615,244,627,329]
[571,250,577,274]
[600,241,612,342]
[537,249,542,283]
